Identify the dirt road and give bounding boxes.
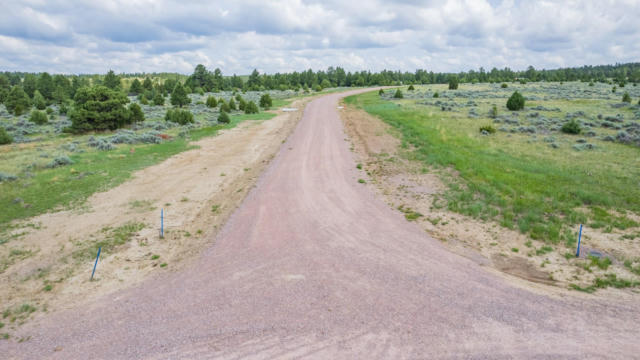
[4,89,640,359]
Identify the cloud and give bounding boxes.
[0,0,639,74]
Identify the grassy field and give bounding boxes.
[345,82,640,247]
[0,89,302,229]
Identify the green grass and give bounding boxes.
[345,89,640,245]
[0,112,276,227]
[72,222,145,261]
[570,273,639,293]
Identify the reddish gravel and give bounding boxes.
[3,89,640,359]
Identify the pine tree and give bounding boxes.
[33,90,46,110]
[170,83,190,107]
[5,85,31,115]
[129,79,143,94]
[103,70,121,90]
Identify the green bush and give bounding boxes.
[433,92,439,98]
[153,93,164,106]
[218,111,230,124]
[45,107,53,115]
[33,90,46,110]
[393,89,403,99]
[489,104,498,119]
[622,92,631,103]
[314,84,322,92]
[170,83,190,107]
[219,102,231,113]
[479,125,496,134]
[140,96,149,105]
[69,86,131,133]
[29,110,48,125]
[228,98,236,110]
[205,96,217,108]
[244,101,259,114]
[129,103,145,123]
[164,108,194,125]
[561,119,581,134]
[448,76,459,90]
[506,91,525,110]
[238,98,246,111]
[378,89,384,95]
[5,85,31,116]
[501,83,508,88]
[407,84,415,91]
[259,94,273,109]
[0,127,12,145]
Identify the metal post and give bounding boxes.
[575,224,583,257]
[160,208,164,238]
[90,247,101,281]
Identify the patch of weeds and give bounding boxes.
[358,179,366,184]
[594,273,638,289]
[397,205,422,221]
[427,217,441,225]
[524,240,533,248]
[211,204,220,213]
[196,229,203,235]
[180,197,189,202]
[624,260,640,276]
[43,284,52,292]
[535,246,553,256]
[220,173,226,177]
[151,254,160,260]
[1,333,9,340]
[0,322,4,328]
[160,263,167,268]
[511,247,519,253]
[564,252,574,260]
[72,222,145,261]
[570,284,596,293]
[356,163,363,170]
[589,255,612,270]
[128,199,156,212]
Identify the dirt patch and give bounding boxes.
[0,98,311,328]
[340,101,640,298]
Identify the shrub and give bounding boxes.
[29,110,48,125]
[69,86,131,133]
[129,78,143,95]
[46,155,73,168]
[140,96,149,105]
[448,76,459,90]
[407,84,415,91]
[489,104,498,119]
[164,108,194,125]
[314,84,322,92]
[612,86,616,93]
[622,92,631,103]
[153,93,164,106]
[228,98,237,110]
[501,83,508,88]
[129,103,145,123]
[218,111,230,124]
[588,82,594,86]
[393,89,403,99]
[238,98,246,111]
[0,127,12,145]
[205,96,217,108]
[45,107,53,115]
[479,125,496,134]
[59,102,68,115]
[170,83,190,107]
[5,85,31,116]
[219,102,231,113]
[259,94,273,109]
[506,91,525,111]
[244,101,259,114]
[378,89,384,95]
[561,119,581,134]
[433,92,439,98]
[33,90,46,110]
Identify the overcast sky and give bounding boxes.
[1,0,638,75]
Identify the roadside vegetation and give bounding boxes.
[345,80,640,293]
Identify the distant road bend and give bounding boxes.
[4,89,640,359]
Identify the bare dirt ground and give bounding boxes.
[2,89,640,359]
[340,102,640,296]
[0,99,308,330]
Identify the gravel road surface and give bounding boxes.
[3,89,640,359]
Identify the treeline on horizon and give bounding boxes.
[1,62,639,96]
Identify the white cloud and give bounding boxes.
[0,0,639,74]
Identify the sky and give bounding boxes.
[0,0,639,75]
